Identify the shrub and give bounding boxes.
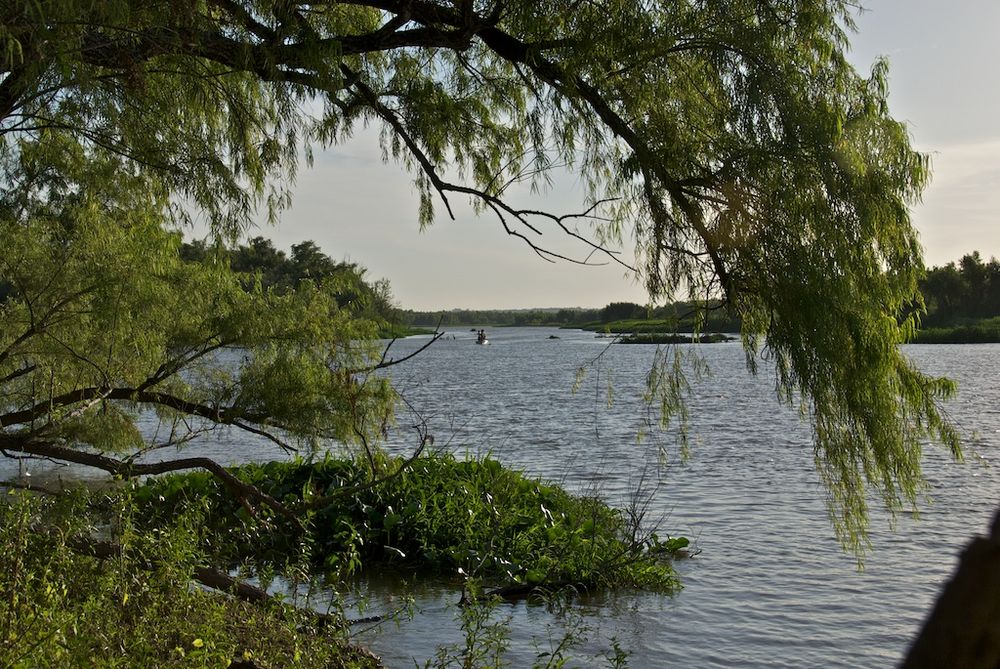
[0,490,378,668]
[137,454,687,594]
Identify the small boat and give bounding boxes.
[476,329,490,345]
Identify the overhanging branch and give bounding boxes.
[0,435,303,530]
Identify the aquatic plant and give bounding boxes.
[136,454,687,594]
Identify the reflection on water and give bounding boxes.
[6,328,998,668]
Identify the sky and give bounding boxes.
[241,1,1000,311]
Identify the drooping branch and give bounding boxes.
[477,25,736,298]
[6,1,667,275]
[340,62,633,268]
[0,435,303,530]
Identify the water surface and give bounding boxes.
[355,328,1000,668]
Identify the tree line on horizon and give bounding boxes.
[401,251,1000,333]
[169,238,999,334]
[919,251,1000,327]
[180,236,402,332]
[399,300,742,331]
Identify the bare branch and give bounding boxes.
[0,436,303,531]
[354,329,445,374]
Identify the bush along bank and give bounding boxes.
[912,317,1000,344]
[135,453,689,596]
[0,490,380,669]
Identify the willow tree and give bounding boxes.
[0,0,959,552]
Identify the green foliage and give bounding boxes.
[601,303,648,323]
[0,491,378,668]
[182,236,405,333]
[918,251,1000,327]
[137,455,684,593]
[0,0,963,558]
[0,139,395,458]
[422,588,633,669]
[423,591,511,669]
[569,301,740,334]
[912,317,1000,344]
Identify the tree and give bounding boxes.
[1,0,958,557]
[919,252,1000,326]
[601,302,647,323]
[0,146,396,521]
[230,236,290,288]
[205,235,397,323]
[920,261,965,326]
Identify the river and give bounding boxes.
[350,327,1000,668]
[5,327,997,667]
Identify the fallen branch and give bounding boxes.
[65,533,346,627]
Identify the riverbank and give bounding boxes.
[912,317,1000,343]
[0,490,381,668]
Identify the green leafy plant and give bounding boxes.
[138,454,687,594]
[0,490,378,668]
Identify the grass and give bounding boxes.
[379,324,436,338]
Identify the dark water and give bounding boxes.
[350,328,1000,668]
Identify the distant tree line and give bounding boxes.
[920,251,1000,327]
[401,308,601,327]
[182,236,400,328]
[401,299,741,332]
[189,243,996,335]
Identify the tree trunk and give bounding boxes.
[901,510,1000,668]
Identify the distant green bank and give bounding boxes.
[402,300,741,332]
[575,318,736,344]
[912,317,1000,344]
[383,324,436,338]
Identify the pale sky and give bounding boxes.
[247,2,1000,311]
